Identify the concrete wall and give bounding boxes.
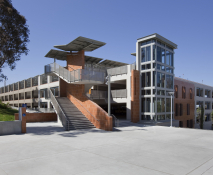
[0,121,22,135]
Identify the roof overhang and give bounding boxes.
[45,49,103,64]
[131,53,136,56]
[97,59,128,68]
[137,33,177,49]
[54,36,106,52]
[45,49,68,61]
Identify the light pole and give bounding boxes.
[168,92,174,127]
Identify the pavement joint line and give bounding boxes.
[80,146,172,175]
[0,148,80,166]
[186,155,213,175]
[0,166,8,175]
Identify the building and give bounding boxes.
[174,78,195,128]
[174,77,213,130]
[0,74,59,111]
[0,34,212,130]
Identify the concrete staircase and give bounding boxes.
[56,97,95,130]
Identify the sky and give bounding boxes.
[1,0,213,86]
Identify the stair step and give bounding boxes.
[54,97,95,130]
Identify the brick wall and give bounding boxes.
[67,50,85,70]
[15,112,57,123]
[131,70,140,123]
[66,84,112,131]
[174,78,195,128]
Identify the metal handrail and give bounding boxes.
[49,89,69,130]
[68,65,77,71]
[67,92,100,122]
[111,114,119,127]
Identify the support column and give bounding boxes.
[126,65,131,120]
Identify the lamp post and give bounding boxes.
[168,92,174,127]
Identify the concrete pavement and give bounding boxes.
[0,122,213,175]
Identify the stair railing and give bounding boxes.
[67,92,100,122]
[49,89,69,130]
[111,114,119,127]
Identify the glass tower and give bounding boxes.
[136,34,177,122]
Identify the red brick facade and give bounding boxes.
[60,50,113,131]
[131,70,140,123]
[174,78,195,128]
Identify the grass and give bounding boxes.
[0,108,18,121]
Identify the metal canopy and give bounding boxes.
[97,59,128,68]
[85,56,103,64]
[45,49,68,61]
[45,49,103,64]
[54,36,106,52]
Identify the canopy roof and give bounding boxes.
[45,49,103,64]
[54,36,106,52]
[97,59,128,68]
[45,49,67,61]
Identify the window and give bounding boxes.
[152,97,156,112]
[141,46,151,62]
[175,103,179,116]
[189,88,192,99]
[165,67,173,73]
[157,98,165,112]
[196,88,203,97]
[157,64,165,71]
[187,104,190,115]
[153,71,156,86]
[157,46,162,62]
[153,45,156,60]
[205,114,211,122]
[175,85,178,98]
[141,98,151,112]
[161,49,165,64]
[157,115,165,120]
[180,104,183,116]
[182,87,186,99]
[141,64,151,70]
[157,90,165,95]
[157,72,165,88]
[205,90,210,98]
[205,102,210,110]
[166,98,171,112]
[166,75,173,89]
[141,115,151,120]
[141,72,151,87]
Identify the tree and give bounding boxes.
[197,106,204,129]
[0,0,29,81]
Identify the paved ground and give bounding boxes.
[0,121,213,175]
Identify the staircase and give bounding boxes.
[56,97,95,130]
[44,62,105,85]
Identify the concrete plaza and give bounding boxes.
[0,121,213,175]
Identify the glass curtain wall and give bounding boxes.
[140,39,175,122]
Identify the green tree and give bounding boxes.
[197,106,204,129]
[0,0,30,81]
[200,106,204,129]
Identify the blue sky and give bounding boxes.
[1,0,213,86]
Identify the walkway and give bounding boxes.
[0,122,213,175]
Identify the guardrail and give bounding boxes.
[49,89,69,130]
[45,62,105,84]
[107,65,127,76]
